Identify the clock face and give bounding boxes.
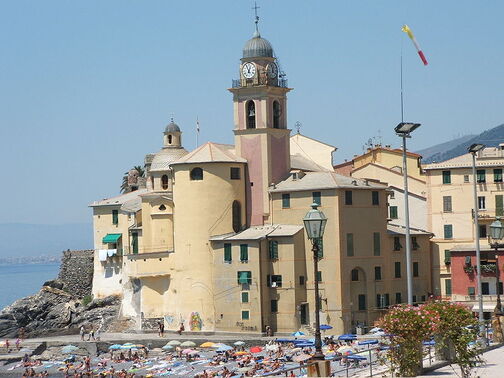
[267,63,278,78]
[242,62,256,79]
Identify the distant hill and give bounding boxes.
[0,223,92,257]
[419,124,504,163]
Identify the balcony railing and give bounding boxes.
[231,77,288,88]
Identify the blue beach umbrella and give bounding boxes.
[217,345,234,352]
[292,331,305,336]
[320,324,333,330]
[346,354,366,360]
[358,340,378,346]
[338,334,357,341]
[108,344,122,350]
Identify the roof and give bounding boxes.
[387,224,432,236]
[243,31,274,58]
[171,142,246,165]
[423,147,504,170]
[210,224,303,241]
[150,147,189,172]
[270,171,387,193]
[165,120,180,133]
[89,189,147,212]
[449,244,498,252]
[291,154,328,172]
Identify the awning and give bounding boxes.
[472,303,496,312]
[102,233,122,243]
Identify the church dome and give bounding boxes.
[165,120,181,133]
[150,147,189,172]
[243,31,274,58]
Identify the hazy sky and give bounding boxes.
[1,0,503,225]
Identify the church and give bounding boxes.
[90,20,432,335]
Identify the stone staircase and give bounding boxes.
[300,324,316,336]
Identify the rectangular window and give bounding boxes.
[376,294,387,309]
[224,243,232,262]
[395,292,402,304]
[421,295,426,302]
[282,193,290,208]
[385,294,390,307]
[346,233,354,256]
[443,196,452,212]
[312,191,321,206]
[358,294,366,310]
[497,195,504,216]
[373,232,381,256]
[374,266,382,281]
[112,210,119,225]
[413,262,419,277]
[271,299,278,313]
[269,275,282,288]
[315,238,323,259]
[389,206,398,219]
[444,224,453,239]
[351,269,359,281]
[494,169,503,183]
[345,190,353,205]
[482,282,490,295]
[230,167,241,180]
[478,196,486,210]
[477,169,486,183]
[445,279,452,295]
[241,292,249,303]
[268,240,278,259]
[500,282,503,295]
[444,250,451,265]
[372,191,379,205]
[241,310,250,320]
[237,271,252,285]
[240,244,248,262]
[479,224,487,238]
[299,276,305,285]
[413,295,417,303]
[316,271,322,282]
[464,175,470,183]
[442,170,451,184]
[412,237,420,250]
[468,286,476,296]
[394,262,401,278]
[394,236,402,251]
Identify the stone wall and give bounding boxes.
[58,249,94,298]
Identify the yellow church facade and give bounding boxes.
[90,24,432,335]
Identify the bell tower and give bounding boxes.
[229,15,291,226]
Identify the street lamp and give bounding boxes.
[489,218,504,342]
[303,203,328,360]
[468,143,486,341]
[395,122,421,305]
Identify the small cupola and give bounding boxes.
[163,118,182,148]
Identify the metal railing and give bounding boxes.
[231,77,288,88]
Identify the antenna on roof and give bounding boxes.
[295,121,302,134]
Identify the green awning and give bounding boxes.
[102,233,122,243]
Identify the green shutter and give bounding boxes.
[445,279,452,295]
[313,191,321,206]
[494,169,503,182]
[444,250,451,264]
[316,271,322,282]
[497,195,504,216]
[389,206,398,219]
[358,294,366,310]
[238,271,251,284]
[131,232,138,254]
[282,193,290,208]
[240,244,248,261]
[347,233,354,256]
[385,294,390,307]
[241,310,250,320]
[315,238,323,258]
[374,266,381,280]
[442,171,451,184]
[413,262,419,277]
[241,292,249,303]
[395,292,402,304]
[271,300,278,312]
[477,169,486,183]
[112,210,119,225]
[269,240,278,259]
[468,287,475,295]
[224,243,232,262]
[444,224,453,239]
[373,232,380,256]
[395,262,401,278]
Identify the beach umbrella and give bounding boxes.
[234,341,245,346]
[182,348,194,354]
[61,345,79,354]
[320,324,333,330]
[180,341,196,347]
[167,340,181,346]
[358,340,378,346]
[266,344,279,351]
[346,354,366,360]
[120,343,136,349]
[293,353,312,362]
[291,347,302,353]
[162,344,174,350]
[292,331,305,336]
[200,341,216,348]
[337,346,354,354]
[234,351,248,356]
[338,334,357,341]
[250,346,263,353]
[108,344,122,350]
[423,340,436,346]
[216,344,233,352]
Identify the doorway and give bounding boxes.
[300,303,309,325]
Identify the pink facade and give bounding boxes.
[270,134,289,184]
[451,251,504,295]
[241,136,264,226]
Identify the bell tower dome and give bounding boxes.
[229,13,291,226]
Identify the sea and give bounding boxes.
[0,263,61,311]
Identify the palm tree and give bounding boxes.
[120,165,145,193]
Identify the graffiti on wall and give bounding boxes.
[164,314,175,326]
[189,312,203,331]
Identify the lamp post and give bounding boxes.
[489,218,504,342]
[468,143,486,341]
[394,122,421,305]
[303,203,328,360]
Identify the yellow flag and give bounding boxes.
[402,25,415,40]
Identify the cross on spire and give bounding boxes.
[252,2,260,35]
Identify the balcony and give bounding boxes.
[231,77,288,89]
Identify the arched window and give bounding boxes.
[273,101,281,128]
[190,167,203,180]
[232,200,242,233]
[168,135,172,144]
[161,175,169,190]
[246,100,256,129]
